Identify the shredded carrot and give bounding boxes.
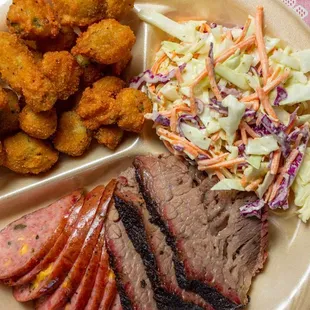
[235,17,252,44]
[175,67,183,84]
[269,149,299,202]
[214,35,256,64]
[149,85,156,93]
[241,121,259,138]
[170,108,177,132]
[241,68,291,102]
[271,150,281,175]
[264,185,273,202]
[241,175,248,187]
[211,131,221,141]
[215,171,226,180]
[190,69,209,88]
[240,127,248,145]
[255,7,269,85]
[162,140,178,156]
[189,88,197,115]
[256,87,279,121]
[193,53,200,59]
[171,51,178,59]
[295,133,303,148]
[226,30,233,40]
[151,54,168,74]
[206,57,223,101]
[203,23,212,33]
[270,66,281,82]
[199,157,246,170]
[198,153,229,166]
[234,140,243,146]
[252,100,260,111]
[245,178,263,191]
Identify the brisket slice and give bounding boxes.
[134,154,268,308]
[106,201,158,310]
[117,168,211,310]
[114,195,204,310]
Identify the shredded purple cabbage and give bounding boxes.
[244,109,256,119]
[238,143,246,155]
[209,42,214,59]
[269,175,290,210]
[173,144,184,152]
[209,98,228,115]
[218,85,242,99]
[197,154,210,160]
[240,199,265,219]
[154,114,170,127]
[260,114,290,157]
[273,86,288,106]
[210,22,217,28]
[129,63,187,89]
[195,98,205,115]
[269,125,309,210]
[177,114,204,136]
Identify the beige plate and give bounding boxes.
[0,0,310,309]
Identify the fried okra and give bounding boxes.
[0,33,57,112]
[0,142,4,166]
[0,90,20,137]
[76,76,125,130]
[3,132,59,174]
[116,88,152,133]
[75,55,105,87]
[36,26,77,53]
[41,51,83,100]
[0,87,8,110]
[94,125,124,150]
[105,0,135,20]
[51,0,106,27]
[71,19,136,65]
[19,106,57,139]
[53,111,92,156]
[112,52,132,76]
[7,0,60,40]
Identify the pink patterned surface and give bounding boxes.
[282,0,310,25]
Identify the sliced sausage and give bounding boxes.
[67,230,105,310]
[98,270,117,310]
[6,194,85,286]
[0,190,82,280]
[84,245,110,310]
[13,185,106,302]
[35,180,117,310]
[110,293,123,310]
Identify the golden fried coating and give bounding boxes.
[116,88,152,133]
[36,26,77,53]
[53,111,92,156]
[0,87,8,110]
[105,0,135,20]
[19,106,57,139]
[41,51,83,100]
[75,55,105,87]
[0,33,57,112]
[71,19,136,65]
[94,125,124,150]
[112,52,132,76]
[7,0,60,40]
[76,76,125,130]
[3,132,59,174]
[0,90,20,137]
[0,142,4,166]
[51,0,106,27]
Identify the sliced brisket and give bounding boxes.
[106,201,158,310]
[116,168,211,310]
[134,154,268,308]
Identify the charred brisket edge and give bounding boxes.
[107,246,133,310]
[134,168,243,310]
[114,195,203,310]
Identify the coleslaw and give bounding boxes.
[131,6,310,220]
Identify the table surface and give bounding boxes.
[282,0,310,25]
